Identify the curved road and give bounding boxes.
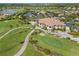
[14,27,47,56]
[14,29,35,56]
[2,26,76,56]
[14,26,79,56]
[0,26,34,56]
[1,26,78,56]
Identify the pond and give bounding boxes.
[0,9,17,15]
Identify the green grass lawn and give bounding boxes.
[0,27,32,56]
[31,32,79,56]
[22,43,44,56]
[0,17,37,56]
[0,19,22,36]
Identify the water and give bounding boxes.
[0,9,17,15]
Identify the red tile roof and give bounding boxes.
[39,18,65,26]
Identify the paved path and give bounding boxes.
[0,26,27,40]
[14,27,47,56]
[0,25,33,56]
[14,29,35,56]
[14,27,79,56]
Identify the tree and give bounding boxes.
[29,38,38,44]
[9,25,13,29]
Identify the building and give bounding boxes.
[38,18,66,32]
[65,22,74,32]
[74,27,79,32]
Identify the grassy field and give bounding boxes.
[0,27,32,56]
[0,19,23,36]
[31,32,79,56]
[0,16,41,56]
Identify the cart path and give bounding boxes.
[14,27,47,56]
[14,29,35,56]
[0,26,27,40]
